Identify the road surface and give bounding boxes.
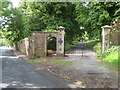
[64,41,118,88]
[0,46,72,88]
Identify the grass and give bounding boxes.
[86,39,101,55]
[98,46,119,67]
[25,59,74,66]
[102,52,118,66]
[86,39,100,48]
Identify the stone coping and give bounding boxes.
[32,31,59,33]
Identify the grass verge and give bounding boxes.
[98,46,119,67]
[25,59,74,66]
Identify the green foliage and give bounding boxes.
[75,2,120,39]
[2,8,25,45]
[0,0,12,16]
[86,39,101,55]
[65,39,79,51]
[100,46,119,59]
[0,0,12,26]
[93,42,101,55]
[114,2,120,20]
[19,2,80,39]
[1,1,120,49]
[82,31,89,40]
[102,52,118,67]
[18,2,81,50]
[86,40,119,67]
[99,46,119,67]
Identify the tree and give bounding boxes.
[88,2,120,39]
[19,2,80,41]
[75,2,120,39]
[2,7,24,45]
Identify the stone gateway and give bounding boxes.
[15,26,65,58]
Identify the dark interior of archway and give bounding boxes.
[47,37,56,56]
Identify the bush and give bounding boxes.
[100,46,119,59]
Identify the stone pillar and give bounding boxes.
[57,26,65,56]
[25,38,29,56]
[31,32,36,58]
[101,25,112,54]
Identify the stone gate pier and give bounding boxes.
[101,25,120,54]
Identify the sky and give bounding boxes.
[9,0,89,8]
[10,0,20,7]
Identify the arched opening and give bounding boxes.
[47,37,57,56]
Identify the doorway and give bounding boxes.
[47,37,57,56]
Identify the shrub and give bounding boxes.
[100,46,119,59]
[99,46,119,67]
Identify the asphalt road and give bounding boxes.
[0,46,72,88]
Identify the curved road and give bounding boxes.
[0,46,73,88]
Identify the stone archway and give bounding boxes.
[31,26,65,57]
[15,26,65,58]
[46,36,57,56]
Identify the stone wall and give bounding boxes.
[15,26,65,58]
[15,37,34,58]
[17,39,26,54]
[27,37,34,57]
[110,31,120,46]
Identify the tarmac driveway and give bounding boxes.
[0,46,72,88]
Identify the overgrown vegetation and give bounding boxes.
[86,39,119,67]
[98,46,119,67]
